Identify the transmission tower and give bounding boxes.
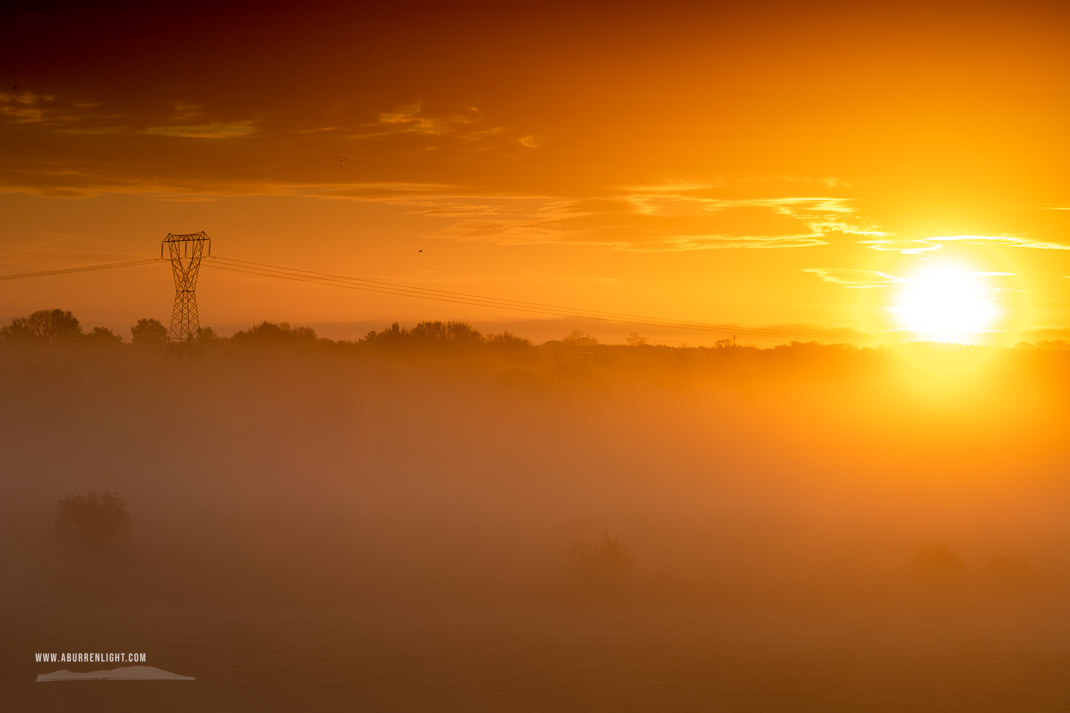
[162,231,211,358]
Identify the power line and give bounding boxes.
[0,258,165,281]
[205,256,883,346]
[0,254,884,346]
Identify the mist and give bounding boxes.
[4,332,1070,710]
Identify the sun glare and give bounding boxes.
[890,263,1000,343]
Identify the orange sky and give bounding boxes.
[2,0,1069,344]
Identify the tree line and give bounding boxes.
[0,308,200,346]
[9,306,1067,356]
[2,308,736,353]
[0,308,540,350]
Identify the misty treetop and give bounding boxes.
[85,326,123,344]
[4,308,1070,375]
[365,321,484,347]
[55,491,132,552]
[0,308,82,343]
[0,309,164,346]
[232,321,318,345]
[130,317,167,345]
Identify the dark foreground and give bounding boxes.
[4,599,1070,712]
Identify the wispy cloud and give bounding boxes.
[804,266,1017,292]
[0,92,55,123]
[332,179,879,251]
[342,102,537,152]
[0,91,105,127]
[862,234,1070,253]
[0,166,870,258]
[140,100,257,139]
[347,103,486,139]
[0,172,460,200]
[1,93,259,140]
[434,217,575,247]
[860,239,943,254]
[379,103,479,135]
[802,268,902,288]
[620,186,885,240]
[143,121,256,139]
[656,235,828,251]
[298,182,459,202]
[171,101,206,121]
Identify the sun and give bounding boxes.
[889,263,1001,343]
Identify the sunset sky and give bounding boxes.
[2,0,1069,345]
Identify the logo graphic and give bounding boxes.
[37,666,195,682]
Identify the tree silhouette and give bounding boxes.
[567,533,636,594]
[130,318,168,345]
[410,321,448,342]
[444,321,482,344]
[197,326,219,342]
[910,543,965,585]
[410,320,483,344]
[362,321,484,348]
[363,321,406,346]
[84,326,123,344]
[0,308,81,343]
[562,329,598,347]
[231,321,317,345]
[55,492,132,552]
[486,331,533,349]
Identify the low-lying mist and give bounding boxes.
[3,332,1069,613]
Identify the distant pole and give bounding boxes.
[161,232,211,359]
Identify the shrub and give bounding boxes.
[910,543,964,585]
[55,491,132,551]
[567,533,636,593]
[84,326,123,345]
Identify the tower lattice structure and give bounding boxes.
[162,232,211,357]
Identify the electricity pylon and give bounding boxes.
[162,232,211,358]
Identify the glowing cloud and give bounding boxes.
[143,121,257,139]
[802,268,902,289]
